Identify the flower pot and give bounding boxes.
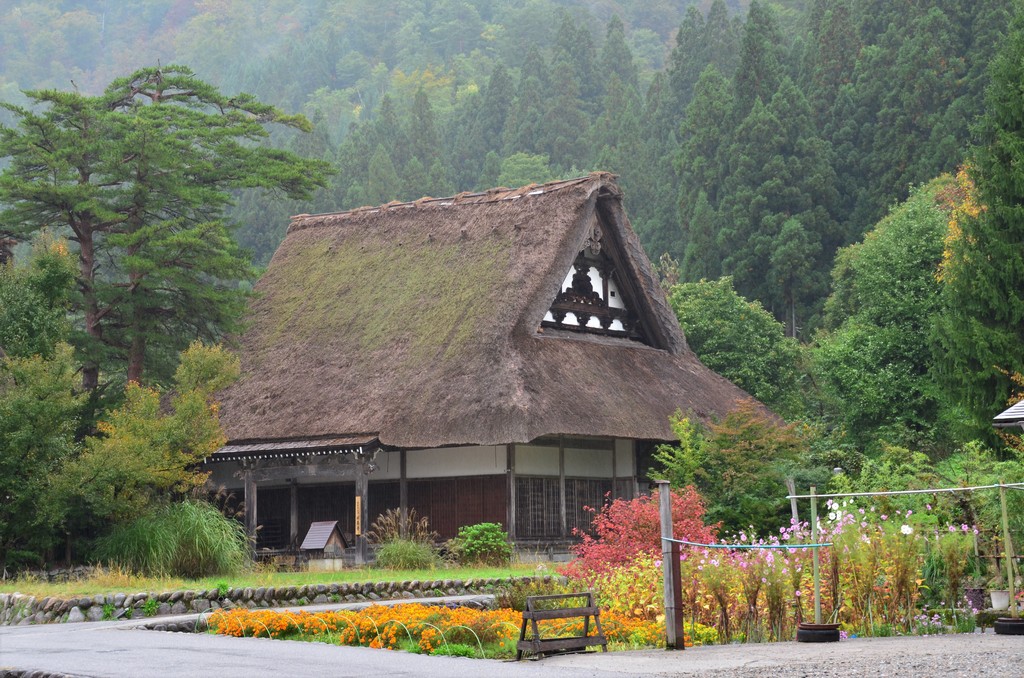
[796,622,841,643]
[994,617,1024,635]
[991,590,1011,610]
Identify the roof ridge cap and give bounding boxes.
[287,173,617,229]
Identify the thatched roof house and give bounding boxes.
[209,173,753,560]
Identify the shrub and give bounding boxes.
[561,486,716,580]
[447,523,512,565]
[589,552,663,620]
[374,538,438,569]
[93,499,249,578]
[367,508,437,545]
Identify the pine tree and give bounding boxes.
[0,66,329,389]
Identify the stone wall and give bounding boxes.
[0,575,562,626]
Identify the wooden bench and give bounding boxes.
[516,592,608,660]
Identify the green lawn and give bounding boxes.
[0,562,548,598]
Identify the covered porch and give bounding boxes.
[204,435,640,564]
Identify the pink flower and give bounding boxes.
[795,590,802,597]
[881,514,888,521]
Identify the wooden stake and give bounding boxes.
[656,480,684,649]
[810,485,822,625]
[1000,481,1018,618]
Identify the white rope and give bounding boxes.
[786,481,1024,500]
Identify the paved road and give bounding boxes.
[3,614,1024,677]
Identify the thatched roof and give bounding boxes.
[218,173,754,449]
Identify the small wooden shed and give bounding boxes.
[300,521,349,557]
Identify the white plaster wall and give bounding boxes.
[615,439,635,476]
[405,445,505,478]
[587,267,604,300]
[564,445,613,477]
[515,443,559,475]
[607,278,625,309]
[372,450,402,480]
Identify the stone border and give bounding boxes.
[0,575,564,626]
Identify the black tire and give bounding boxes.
[796,627,841,643]
[994,618,1024,635]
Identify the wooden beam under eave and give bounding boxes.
[355,456,370,565]
[399,450,408,539]
[289,483,298,548]
[559,435,567,539]
[507,444,516,542]
[243,469,258,552]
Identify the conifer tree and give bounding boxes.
[934,9,1024,434]
[677,64,733,236]
[0,66,329,389]
[732,1,785,122]
[601,16,639,93]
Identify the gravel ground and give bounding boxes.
[543,631,1024,677]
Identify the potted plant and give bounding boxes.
[988,568,1010,610]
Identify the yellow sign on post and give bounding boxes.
[355,496,362,536]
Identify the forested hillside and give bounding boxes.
[0,0,1009,335]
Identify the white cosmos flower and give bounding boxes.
[901,524,913,535]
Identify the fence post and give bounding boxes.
[810,485,822,625]
[1000,481,1018,619]
[656,480,684,649]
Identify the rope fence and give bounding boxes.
[663,538,832,550]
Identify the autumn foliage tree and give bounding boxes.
[561,486,716,579]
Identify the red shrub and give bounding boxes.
[561,486,717,580]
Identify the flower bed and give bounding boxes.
[568,494,988,643]
[208,604,690,657]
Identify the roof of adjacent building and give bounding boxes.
[994,399,1024,428]
[217,172,755,449]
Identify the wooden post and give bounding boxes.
[399,450,408,539]
[559,436,567,538]
[611,440,618,499]
[355,457,369,565]
[810,485,822,625]
[785,477,799,524]
[289,483,298,548]
[507,444,516,541]
[656,480,684,650]
[244,469,258,552]
[1000,481,1018,619]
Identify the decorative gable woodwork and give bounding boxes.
[541,220,650,344]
